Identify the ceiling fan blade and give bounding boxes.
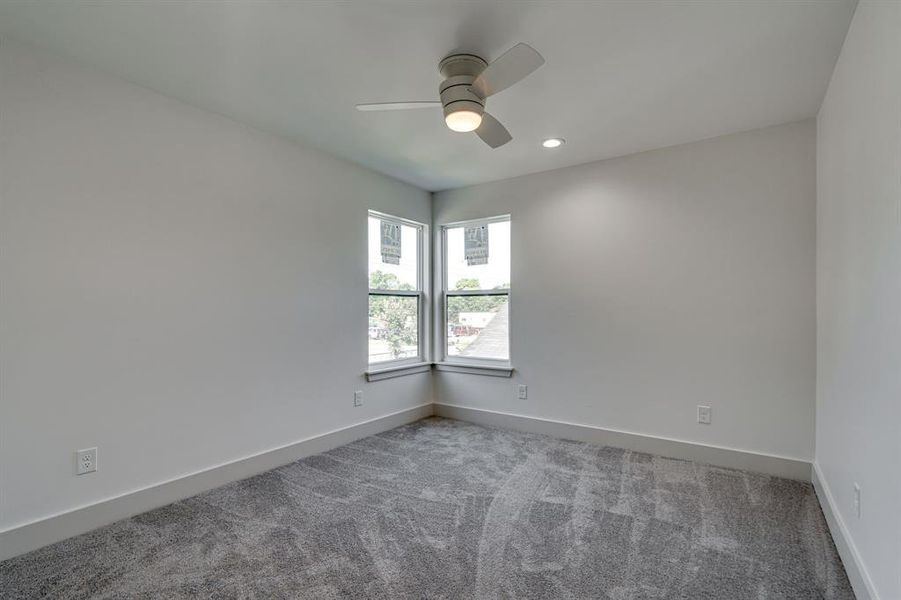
[356,102,442,111]
[472,43,545,98]
[475,112,512,148]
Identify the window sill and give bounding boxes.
[365,361,514,380]
[433,362,514,378]
[365,361,432,382]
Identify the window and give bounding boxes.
[442,216,510,364]
[368,211,426,365]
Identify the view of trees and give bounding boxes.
[447,277,509,323]
[369,271,417,359]
[369,272,509,360]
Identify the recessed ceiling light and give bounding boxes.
[542,138,565,148]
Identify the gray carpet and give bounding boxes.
[1,417,853,599]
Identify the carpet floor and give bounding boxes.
[1,417,853,599]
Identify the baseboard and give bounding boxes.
[811,462,879,600]
[0,402,819,563]
[433,403,811,481]
[0,403,433,562]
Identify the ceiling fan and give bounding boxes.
[356,43,545,149]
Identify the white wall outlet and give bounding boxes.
[518,384,528,400]
[76,447,97,475]
[353,390,363,407]
[697,405,712,425]
[853,483,861,518]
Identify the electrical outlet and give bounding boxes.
[353,390,363,407]
[697,405,711,425]
[518,384,528,400]
[853,483,861,518]
[76,447,97,475]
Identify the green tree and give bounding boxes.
[453,277,481,291]
[370,270,414,292]
[369,271,417,359]
[447,278,508,325]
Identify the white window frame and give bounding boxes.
[367,210,429,372]
[439,215,511,369]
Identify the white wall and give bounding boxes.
[815,1,901,598]
[433,120,816,461]
[0,40,431,533]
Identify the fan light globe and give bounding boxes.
[445,110,483,132]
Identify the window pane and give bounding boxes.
[446,220,510,291]
[368,216,419,290]
[369,294,419,363]
[446,295,509,360]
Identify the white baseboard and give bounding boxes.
[811,462,879,600]
[0,402,825,565]
[433,403,811,481]
[0,403,433,562]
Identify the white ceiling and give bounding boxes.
[0,0,855,191]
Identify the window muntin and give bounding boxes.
[442,217,511,364]
[368,212,424,365]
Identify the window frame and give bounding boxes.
[439,215,511,368]
[367,210,428,369]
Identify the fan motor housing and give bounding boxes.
[438,53,487,78]
[439,75,484,119]
[438,54,488,119]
